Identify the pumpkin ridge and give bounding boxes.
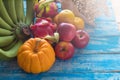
[37,52,43,72]
[26,38,36,49]
[25,42,33,50]
[45,44,56,61]
[37,39,48,48]
[18,45,31,54]
[37,52,52,72]
[23,53,32,73]
[30,54,41,74]
[40,46,55,70]
[41,48,52,62]
[48,47,56,62]
[17,51,29,69]
[37,44,49,52]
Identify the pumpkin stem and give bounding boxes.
[34,39,41,53]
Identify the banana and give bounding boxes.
[25,0,37,25]
[2,38,18,51]
[0,28,13,36]
[0,17,13,30]
[0,35,15,47]
[3,0,17,24]
[0,0,15,27]
[0,40,23,60]
[15,0,25,23]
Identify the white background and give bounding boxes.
[111,0,120,24]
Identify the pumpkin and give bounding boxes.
[17,38,55,74]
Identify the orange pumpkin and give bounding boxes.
[17,38,55,74]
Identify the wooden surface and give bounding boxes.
[0,0,120,80]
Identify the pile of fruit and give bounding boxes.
[0,0,90,74]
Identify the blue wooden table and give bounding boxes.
[1,0,120,80]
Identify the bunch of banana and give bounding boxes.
[0,0,37,60]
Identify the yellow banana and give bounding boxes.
[0,17,13,30]
[0,40,23,60]
[0,28,13,36]
[0,0,15,27]
[15,0,25,23]
[3,0,17,24]
[0,35,15,47]
[25,0,37,25]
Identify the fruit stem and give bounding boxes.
[80,35,83,38]
[15,24,31,42]
[60,47,66,52]
[34,39,41,53]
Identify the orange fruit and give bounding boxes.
[73,17,84,30]
[53,14,59,24]
[54,9,75,24]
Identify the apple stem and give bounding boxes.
[60,47,66,52]
[80,35,83,38]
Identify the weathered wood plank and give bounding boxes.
[86,22,120,36]
[1,72,120,80]
[1,54,120,73]
[50,54,120,73]
[82,21,120,54]
[80,36,120,54]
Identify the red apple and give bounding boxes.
[57,23,76,41]
[55,41,75,60]
[72,30,89,48]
